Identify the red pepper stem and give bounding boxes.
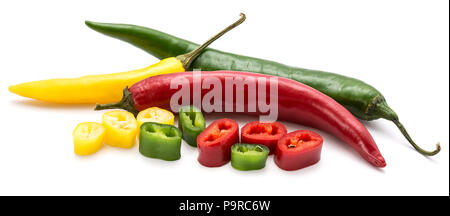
[94,87,138,116]
[176,13,246,69]
[392,120,441,156]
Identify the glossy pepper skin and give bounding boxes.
[8,57,184,104]
[196,119,239,167]
[231,143,269,171]
[275,130,323,171]
[178,106,205,147]
[241,121,287,154]
[102,110,137,148]
[86,21,440,156]
[95,71,386,168]
[7,14,245,105]
[139,122,182,161]
[73,122,105,155]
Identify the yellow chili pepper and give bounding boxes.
[137,107,175,136]
[102,110,138,148]
[8,14,245,104]
[73,122,105,155]
[9,58,183,104]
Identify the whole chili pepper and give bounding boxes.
[197,119,239,167]
[73,122,105,155]
[178,106,206,147]
[85,21,439,156]
[275,130,323,171]
[231,143,269,171]
[95,71,387,168]
[139,122,182,161]
[241,121,287,154]
[8,14,245,104]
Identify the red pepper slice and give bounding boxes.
[241,121,287,155]
[197,118,239,167]
[275,130,323,171]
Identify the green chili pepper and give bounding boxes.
[178,106,205,147]
[85,21,440,156]
[139,122,182,161]
[231,144,269,171]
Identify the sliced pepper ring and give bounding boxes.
[241,121,287,154]
[231,143,269,171]
[137,107,175,136]
[139,122,182,161]
[275,130,323,171]
[102,110,137,148]
[73,122,105,155]
[197,118,239,167]
[178,106,205,147]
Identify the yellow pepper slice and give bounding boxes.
[136,107,175,137]
[102,110,137,148]
[73,122,105,155]
[137,107,175,126]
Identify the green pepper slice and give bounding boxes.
[231,143,270,171]
[178,106,205,147]
[139,122,182,161]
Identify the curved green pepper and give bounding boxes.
[231,144,269,171]
[178,106,205,147]
[139,122,182,161]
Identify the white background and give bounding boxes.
[0,0,448,196]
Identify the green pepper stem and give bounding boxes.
[94,87,138,116]
[373,102,440,156]
[392,120,441,156]
[94,102,122,110]
[176,13,246,69]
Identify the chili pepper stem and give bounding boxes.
[94,87,138,116]
[95,14,246,115]
[392,120,441,156]
[374,102,441,156]
[176,13,246,69]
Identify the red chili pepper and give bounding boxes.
[274,130,323,171]
[95,71,386,167]
[196,119,239,167]
[241,121,287,155]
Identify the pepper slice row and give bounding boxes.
[77,108,321,170]
[197,119,239,167]
[231,143,269,171]
[178,106,206,147]
[139,122,182,161]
